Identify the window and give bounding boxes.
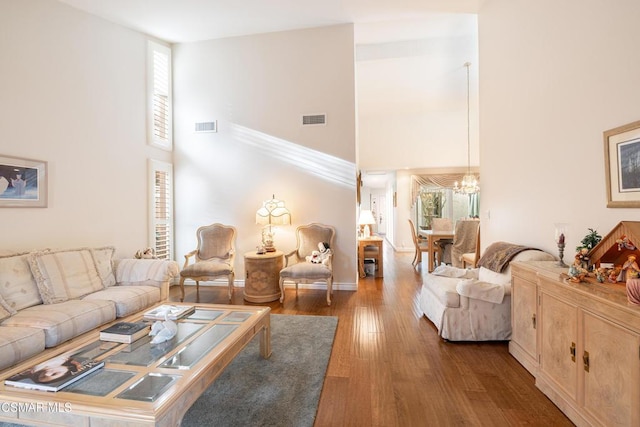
[149,159,173,260]
[147,41,172,150]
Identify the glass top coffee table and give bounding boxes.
[0,303,271,426]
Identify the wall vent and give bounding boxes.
[302,114,327,126]
[195,121,217,133]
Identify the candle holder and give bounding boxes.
[555,223,568,267]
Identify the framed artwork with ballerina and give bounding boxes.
[0,155,47,207]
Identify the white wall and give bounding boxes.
[173,25,358,288]
[0,0,171,257]
[479,0,640,256]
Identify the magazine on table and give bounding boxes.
[4,352,104,392]
[143,304,195,321]
[100,321,150,343]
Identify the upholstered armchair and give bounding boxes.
[279,223,336,305]
[179,223,236,302]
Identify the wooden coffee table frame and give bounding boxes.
[0,303,271,427]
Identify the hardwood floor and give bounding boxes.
[170,240,574,427]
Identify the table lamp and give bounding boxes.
[358,209,376,238]
[256,195,291,251]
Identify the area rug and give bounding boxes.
[0,314,337,427]
[182,314,338,427]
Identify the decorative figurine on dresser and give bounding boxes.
[579,221,640,305]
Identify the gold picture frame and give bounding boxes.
[604,120,640,208]
[0,155,48,208]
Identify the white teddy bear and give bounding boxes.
[306,242,332,265]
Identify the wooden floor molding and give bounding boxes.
[170,239,574,427]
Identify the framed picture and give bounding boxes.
[604,120,640,208]
[0,155,47,208]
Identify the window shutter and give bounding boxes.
[147,41,172,150]
[149,160,173,260]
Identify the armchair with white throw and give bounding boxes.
[419,242,554,341]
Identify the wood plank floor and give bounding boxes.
[170,240,574,427]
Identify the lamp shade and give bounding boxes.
[256,196,291,226]
[358,210,375,226]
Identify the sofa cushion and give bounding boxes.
[0,251,43,311]
[91,246,116,287]
[82,285,160,318]
[280,262,332,280]
[0,326,45,371]
[2,299,115,347]
[29,249,104,304]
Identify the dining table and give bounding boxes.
[418,229,454,272]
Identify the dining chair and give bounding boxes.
[462,227,481,268]
[178,223,236,302]
[451,219,480,268]
[279,223,335,305]
[408,219,431,270]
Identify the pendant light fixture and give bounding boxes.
[454,62,480,195]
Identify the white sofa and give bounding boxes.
[419,244,554,341]
[0,247,179,371]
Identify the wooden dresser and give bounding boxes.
[510,261,640,427]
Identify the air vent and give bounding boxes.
[302,114,327,126]
[195,121,217,133]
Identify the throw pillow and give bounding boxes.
[29,248,104,304]
[0,293,16,321]
[91,246,117,287]
[0,251,43,311]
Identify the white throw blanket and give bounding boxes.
[431,264,478,279]
[456,278,505,304]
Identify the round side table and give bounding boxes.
[243,250,284,303]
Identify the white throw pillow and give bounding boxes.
[0,251,43,311]
[91,246,116,287]
[29,248,104,304]
[478,267,511,286]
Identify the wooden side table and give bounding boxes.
[243,250,284,303]
[358,236,383,278]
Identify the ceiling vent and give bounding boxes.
[302,114,326,126]
[195,121,217,133]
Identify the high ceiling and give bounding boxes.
[55,0,481,44]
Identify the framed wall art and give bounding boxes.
[0,155,47,207]
[604,120,640,208]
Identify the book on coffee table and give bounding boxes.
[100,321,149,344]
[143,304,195,321]
[4,353,104,392]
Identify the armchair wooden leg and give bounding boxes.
[326,279,332,306]
[227,273,234,301]
[179,277,186,302]
[195,280,200,303]
[279,278,285,303]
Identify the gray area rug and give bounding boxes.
[0,314,337,427]
[182,314,338,427]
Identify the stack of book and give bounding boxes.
[100,322,149,344]
[143,305,195,321]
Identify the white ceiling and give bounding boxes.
[55,0,481,44]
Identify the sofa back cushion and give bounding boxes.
[91,246,116,287]
[29,249,104,304]
[0,252,43,311]
[478,249,556,285]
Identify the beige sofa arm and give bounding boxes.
[114,259,180,301]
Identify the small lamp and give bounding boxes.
[358,210,376,238]
[256,195,291,251]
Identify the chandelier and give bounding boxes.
[454,62,480,195]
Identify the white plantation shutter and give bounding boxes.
[147,41,172,150]
[149,160,173,260]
